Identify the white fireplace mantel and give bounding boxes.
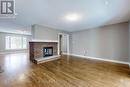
[29,40,58,43]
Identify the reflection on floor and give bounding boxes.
[0,53,130,87]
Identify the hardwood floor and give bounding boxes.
[0,53,130,87]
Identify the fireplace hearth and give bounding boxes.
[29,41,58,64]
[43,47,53,57]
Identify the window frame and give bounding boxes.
[5,36,27,50]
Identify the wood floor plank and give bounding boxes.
[0,53,130,87]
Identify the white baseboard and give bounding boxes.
[62,52,70,55]
[69,54,129,65]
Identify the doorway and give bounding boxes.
[58,33,69,55]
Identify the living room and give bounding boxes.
[0,0,130,87]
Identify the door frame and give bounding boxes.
[58,33,69,55]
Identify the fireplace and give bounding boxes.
[43,47,53,57]
[29,41,58,63]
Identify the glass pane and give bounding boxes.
[10,37,22,49]
[5,36,27,50]
[22,37,27,49]
[5,36,10,49]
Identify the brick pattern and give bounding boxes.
[29,42,58,62]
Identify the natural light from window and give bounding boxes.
[5,36,27,50]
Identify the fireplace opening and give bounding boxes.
[43,47,53,57]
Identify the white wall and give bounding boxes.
[71,22,129,62]
[0,26,32,35]
[0,32,32,53]
[32,24,70,53]
[32,24,69,41]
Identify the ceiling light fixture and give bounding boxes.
[65,13,81,21]
[105,0,109,5]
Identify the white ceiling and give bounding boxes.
[0,0,130,32]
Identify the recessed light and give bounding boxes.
[65,13,81,21]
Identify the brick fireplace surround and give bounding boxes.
[29,40,58,63]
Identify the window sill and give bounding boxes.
[5,49,27,51]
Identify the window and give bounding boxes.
[5,36,27,50]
